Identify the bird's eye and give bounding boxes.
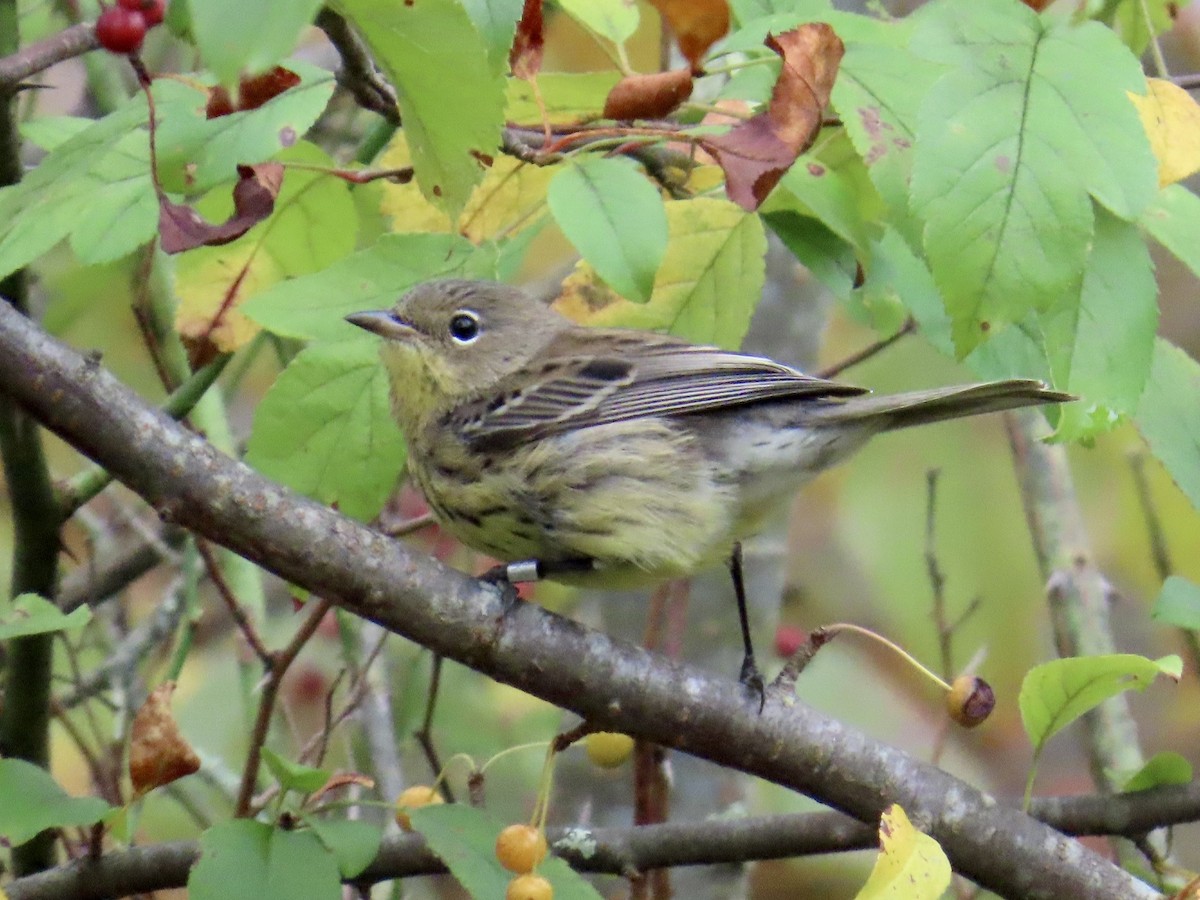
[448,311,481,345]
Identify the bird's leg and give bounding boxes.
[728,542,765,711]
[479,557,596,612]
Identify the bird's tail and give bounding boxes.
[805,379,1074,431]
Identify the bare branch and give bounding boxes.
[0,23,99,89]
[9,784,1200,900]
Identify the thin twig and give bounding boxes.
[817,316,917,379]
[384,512,436,538]
[414,653,455,803]
[315,8,400,125]
[0,22,99,88]
[1128,452,1200,674]
[234,598,334,817]
[924,469,954,681]
[195,540,272,667]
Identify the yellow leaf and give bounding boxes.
[854,804,952,900]
[1129,78,1200,187]
[378,133,557,241]
[377,135,455,235]
[175,242,285,353]
[552,197,765,348]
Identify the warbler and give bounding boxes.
[348,279,1071,695]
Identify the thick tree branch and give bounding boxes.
[0,304,1162,900]
[9,782,1200,900]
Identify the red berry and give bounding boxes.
[116,0,165,26]
[142,0,166,27]
[95,6,146,54]
[773,624,806,658]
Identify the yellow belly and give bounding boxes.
[411,418,737,587]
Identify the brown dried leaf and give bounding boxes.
[702,24,844,211]
[205,66,302,118]
[160,163,284,253]
[129,682,200,797]
[311,772,377,804]
[509,0,544,81]
[603,69,694,120]
[646,0,730,73]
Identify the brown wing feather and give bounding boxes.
[451,331,866,451]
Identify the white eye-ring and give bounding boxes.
[448,310,481,345]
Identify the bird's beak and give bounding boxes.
[345,310,413,339]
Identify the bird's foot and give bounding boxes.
[479,563,521,612]
[739,654,766,714]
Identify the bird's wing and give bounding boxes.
[449,333,867,450]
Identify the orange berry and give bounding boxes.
[506,872,552,900]
[495,823,547,874]
[585,732,635,769]
[394,785,443,829]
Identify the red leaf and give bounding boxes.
[205,66,301,119]
[509,0,544,81]
[159,163,284,253]
[702,24,844,210]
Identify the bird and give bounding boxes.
[347,278,1072,699]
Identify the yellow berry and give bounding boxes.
[506,872,552,900]
[585,732,635,768]
[495,823,548,874]
[394,785,444,829]
[946,674,995,728]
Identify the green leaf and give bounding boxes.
[1140,184,1200,281]
[1101,0,1176,55]
[556,0,639,45]
[260,747,331,795]
[861,227,952,351]
[190,0,323,86]
[832,39,935,248]
[547,157,668,303]
[1151,575,1200,630]
[1041,205,1157,441]
[243,233,498,342]
[1121,750,1193,793]
[0,101,155,278]
[0,67,336,279]
[0,759,111,846]
[245,340,405,522]
[554,198,766,348]
[189,821,341,900]
[155,62,336,194]
[909,0,1156,353]
[307,818,383,879]
[764,211,858,301]
[774,129,884,255]
[0,593,91,639]
[337,0,506,213]
[1019,654,1180,756]
[505,73,622,126]
[1134,338,1200,512]
[459,0,524,72]
[410,804,603,900]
